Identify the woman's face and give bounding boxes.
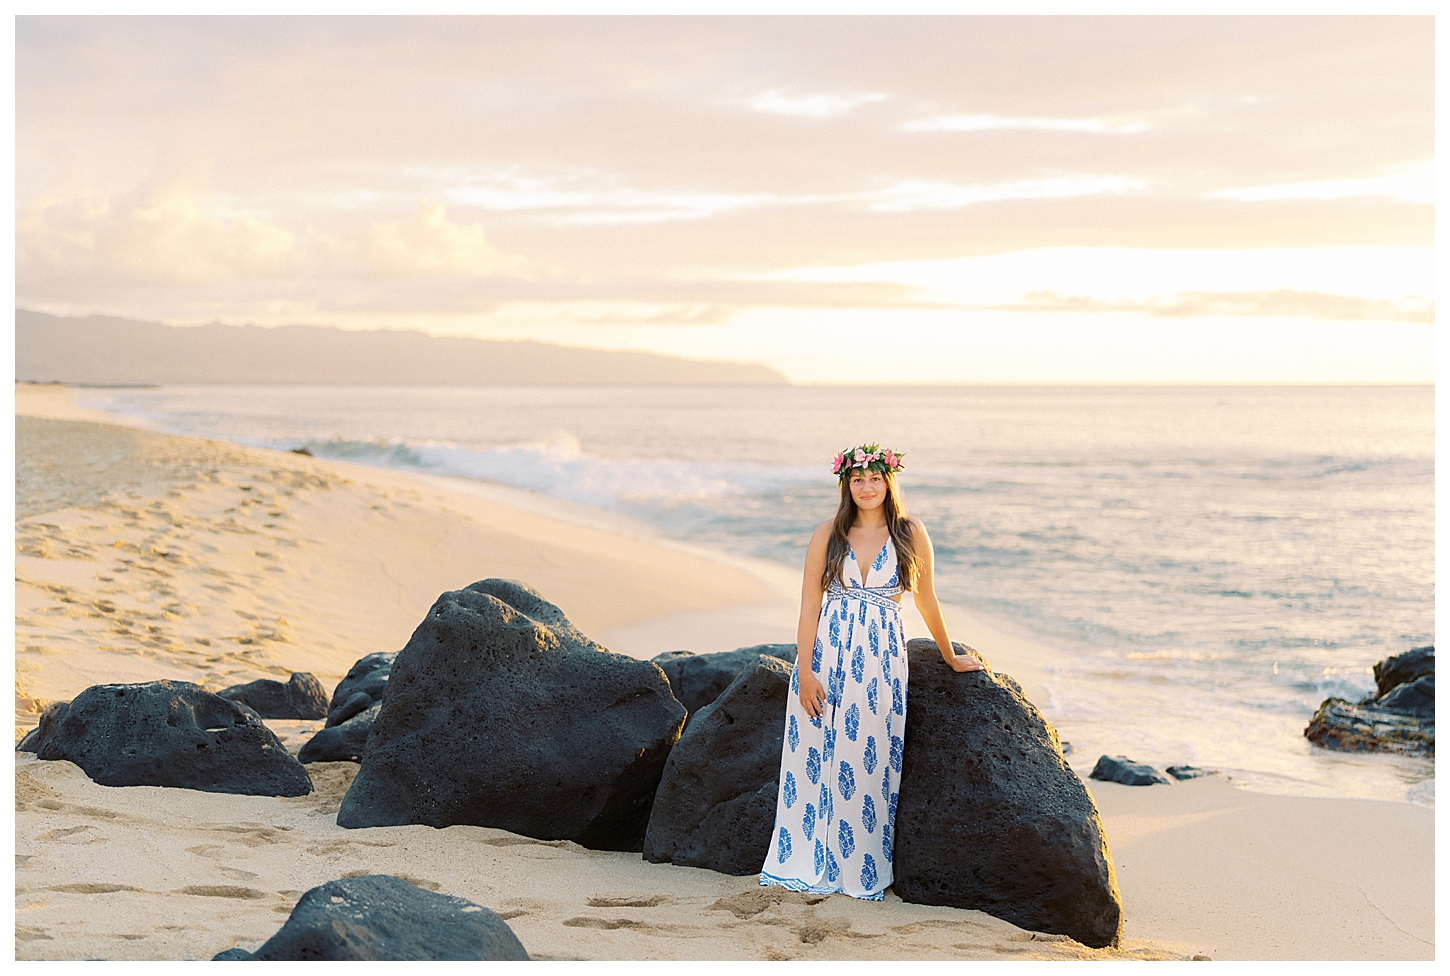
[848,468,888,511]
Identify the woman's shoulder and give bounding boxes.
[900,515,928,535]
[810,519,835,539]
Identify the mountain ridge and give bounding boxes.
[14,309,788,386]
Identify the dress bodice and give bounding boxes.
[829,535,903,608]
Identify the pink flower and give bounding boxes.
[854,448,867,463]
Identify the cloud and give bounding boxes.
[427,169,779,226]
[1011,289,1434,323]
[742,90,888,119]
[17,178,300,287]
[16,180,517,289]
[360,199,515,277]
[861,175,1147,212]
[1207,161,1433,203]
[902,113,1148,134]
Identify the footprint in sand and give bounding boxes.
[586,895,678,908]
[36,825,106,845]
[46,883,143,894]
[172,885,268,900]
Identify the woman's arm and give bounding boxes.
[795,522,831,718]
[909,517,985,673]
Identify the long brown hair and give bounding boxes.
[822,468,920,592]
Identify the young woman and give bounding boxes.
[759,444,983,901]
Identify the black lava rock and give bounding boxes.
[298,702,380,764]
[1306,645,1435,756]
[1374,645,1434,699]
[297,650,400,762]
[15,680,311,797]
[336,579,685,851]
[643,655,790,875]
[1378,673,1434,718]
[1089,755,1172,787]
[1165,765,1217,781]
[219,672,328,720]
[326,652,397,727]
[212,875,529,960]
[652,643,797,724]
[894,639,1122,950]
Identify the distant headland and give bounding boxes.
[14,309,789,386]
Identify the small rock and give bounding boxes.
[1306,645,1434,756]
[326,652,397,727]
[1374,645,1434,699]
[643,655,790,874]
[1165,765,1217,781]
[219,672,328,720]
[1378,673,1434,718]
[1305,698,1433,757]
[15,680,311,797]
[1089,756,1172,787]
[297,651,398,761]
[289,446,313,457]
[298,702,380,764]
[212,875,529,960]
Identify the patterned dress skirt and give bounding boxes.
[759,537,908,900]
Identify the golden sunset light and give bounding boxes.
[15,14,1433,382]
[13,12,1436,963]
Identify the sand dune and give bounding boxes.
[12,383,1433,961]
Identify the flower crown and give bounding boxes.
[832,443,905,480]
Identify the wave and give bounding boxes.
[290,435,816,512]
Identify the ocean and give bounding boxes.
[79,384,1435,805]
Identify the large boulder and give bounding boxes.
[15,680,311,797]
[336,579,686,851]
[652,643,796,724]
[298,702,380,764]
[643,655,790,874]
[219,672,328,720]
[894,639,1122,949]
[213,875,529,960]
[1305,645,1434,756]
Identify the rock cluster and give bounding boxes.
[1089,755,1172,786]
[1305,645,1434,757]
[15,680,312,797]
[893,639,1122,950]
[219,672,328,720]
[213,875,529,960]
[336,580,684,851]
[298,652,397,764]
[643,655,791,875]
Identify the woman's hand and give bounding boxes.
[798,672,827,719]
[944,650,986,673]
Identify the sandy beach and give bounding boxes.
[13,384,1434,961]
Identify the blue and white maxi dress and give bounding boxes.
[760,536,907,901]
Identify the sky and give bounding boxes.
[13,15,1435,383]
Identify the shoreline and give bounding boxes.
[13,383,1434,960]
